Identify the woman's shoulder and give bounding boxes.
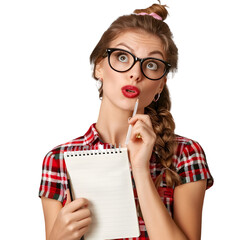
[174,135,205,159]
[44,135,86,159]
[39,133,90,203]
[44,123,98,160]
[173,134,207,169]
[175,134,201,146]
[174,135,214,188]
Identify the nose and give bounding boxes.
[128,60,143,82]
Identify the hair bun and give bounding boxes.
[134,3,168,21]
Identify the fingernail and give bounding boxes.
[128,117,131,121]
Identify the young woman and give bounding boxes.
[39,2,213,240]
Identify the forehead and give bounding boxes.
[109,29,165,57]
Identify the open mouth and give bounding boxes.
[121,85,140,98]
[126,89,135,93]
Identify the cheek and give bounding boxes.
[102,61,118,82]
[101,63,123,95]
[140,82,161,103]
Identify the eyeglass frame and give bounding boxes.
[103,48,171,81]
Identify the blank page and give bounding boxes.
[64,148,140,240]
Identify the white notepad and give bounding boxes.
[64,147,140,240]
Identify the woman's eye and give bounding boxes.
[118,54,128,62]
[146,62,158,70]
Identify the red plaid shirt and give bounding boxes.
[39,123,213,239]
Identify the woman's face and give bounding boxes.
[95,29,167,113]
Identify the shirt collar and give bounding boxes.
[84,123,102,145]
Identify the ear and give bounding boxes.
[94,59,104,79]
[158,77,167,93]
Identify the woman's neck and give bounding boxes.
[95,97,136,147]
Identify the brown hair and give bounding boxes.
[90,3,181,188]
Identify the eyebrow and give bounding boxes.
[114,43,164,59]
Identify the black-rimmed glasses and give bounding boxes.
[104,48,171,81]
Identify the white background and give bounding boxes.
[0,0,239,239]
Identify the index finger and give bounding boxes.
[66,198,89,213]
[128,114,152,127]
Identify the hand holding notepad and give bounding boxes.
[64,147,140,240]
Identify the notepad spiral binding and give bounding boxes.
[65,144,122,158]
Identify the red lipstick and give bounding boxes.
[121,85,140,98]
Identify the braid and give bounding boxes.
[145,85,181,188]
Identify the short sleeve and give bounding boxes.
[176,140,214,189]
[39,150,68,203]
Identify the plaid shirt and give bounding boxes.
[39,123,213,239]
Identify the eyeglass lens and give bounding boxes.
[109,49,167,80]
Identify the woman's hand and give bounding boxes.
[49,193,92,240]
[127,114,156,173]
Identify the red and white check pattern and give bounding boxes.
[39,123,213,239]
